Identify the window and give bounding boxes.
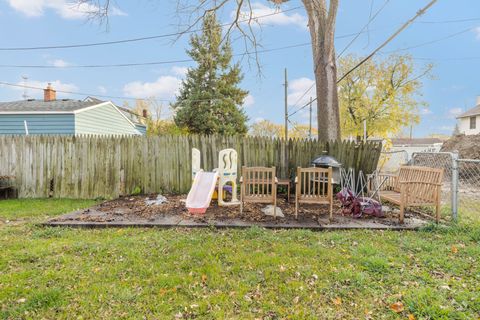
[470,116,477,130]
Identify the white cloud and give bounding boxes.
[474,27,480,40]
[7,0,126,19]
[448,107,463,118]
[420,108,432,115]
[236,2,307,29]
[8,79,78,99]
[171,66,188,77]
[97,85,107,94]
[243,94,255,107]
[288,77,315,108]
[440,125,454,132]
[49,59,70,68]
[123,76,181,99]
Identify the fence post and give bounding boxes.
[451,151,459,222]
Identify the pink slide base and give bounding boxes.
[186,171,219,214]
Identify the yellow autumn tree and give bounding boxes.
[125,98,187,136]
[338,54,433,140]
[249,120,284,138]
[289,123,318,139]
[249,120,317,139]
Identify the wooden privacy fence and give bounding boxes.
[0,135,381,199]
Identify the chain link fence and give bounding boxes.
[457,159,480,221]
[411,152,454,220]
[377,151,479,222]
[378,150,409,173]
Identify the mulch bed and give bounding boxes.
[47,193,432,229]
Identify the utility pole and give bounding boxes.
[21,76,29,100]
[284,68,288,141]
[308,97,312,139]
[363,120,367,141]
[284,68,289,177]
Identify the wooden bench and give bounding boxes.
[378,166,444,223]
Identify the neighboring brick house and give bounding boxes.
[0,84,147,135]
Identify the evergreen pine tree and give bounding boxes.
[172,12,248,135]
[452,123,460,136]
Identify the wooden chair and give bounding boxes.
[295,167,333,221]
[240,166,277,217]
[378,166,444,223]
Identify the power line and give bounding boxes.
[337,0,391,58]
[382,27,473,54]
[289,84,314,110]
[289,0,439,118]
[0,81,245,105]
[417,17,480,24]
[0,43,311,69]
[0,7,303,51]
[337,0,438,83]
[289,0,390,115]
[0,81,154,101]
[0,29,378,69]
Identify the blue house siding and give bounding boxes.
[0,114,75,135]
[75,103,141,135]
[135,124,147,135]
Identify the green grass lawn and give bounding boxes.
[1,199,479,319]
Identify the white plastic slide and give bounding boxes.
[186,170,219,214]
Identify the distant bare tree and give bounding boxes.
[79,0,341,140]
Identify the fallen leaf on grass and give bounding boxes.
[408,314,416,320]
[390,302,404,313]
[201,274,207,284]
[451,245,458,254]
[332,297,342,305]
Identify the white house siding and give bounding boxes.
[75,103,141,135]
[379,144,443,171]
[391,144,443,158]
[458,115,480,135]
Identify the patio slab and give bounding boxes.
[44,212,428,230]
[42,194,432,230]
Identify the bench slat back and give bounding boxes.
[395,166,444,203]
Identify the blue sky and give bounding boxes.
[1,0,480,137]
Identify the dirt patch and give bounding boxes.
[49,193,428,227]
[441,134,480,159]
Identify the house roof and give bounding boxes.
[117,106,146,125]
[457,105,480,118]
[391,138,443,146]
[0,99,98,113]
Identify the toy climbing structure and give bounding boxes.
[191,148,201,180]
[217,148,239,206]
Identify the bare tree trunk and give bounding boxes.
[302,0,340,141]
